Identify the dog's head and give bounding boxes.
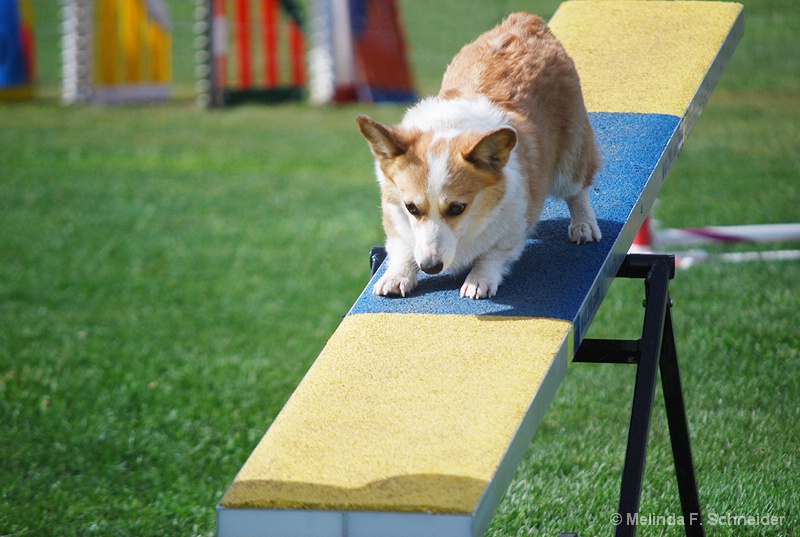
[357,114,516,274]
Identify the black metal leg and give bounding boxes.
[659,307,705,536]
[370,246,387,278]
[570,254,704,537]
[614,259,672,537]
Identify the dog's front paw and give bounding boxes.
[460,272,500,299]
[568,221,602,244]
[373,272,417,297]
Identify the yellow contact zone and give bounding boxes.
[221,313,572,514]
[549,1,743,116]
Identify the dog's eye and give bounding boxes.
[445,203,467,217]
[405,202,420,216]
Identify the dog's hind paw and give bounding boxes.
[373,273,417,297]
[568,221,602,244]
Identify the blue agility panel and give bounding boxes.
[218,3,744,537]
[350,113,681,326]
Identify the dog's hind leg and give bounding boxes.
[565,186,602,244]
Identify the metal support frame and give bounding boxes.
[367,249,704,537]
[369,246,388,278]
[572,254,704,537]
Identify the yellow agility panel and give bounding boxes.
[148,17,171,83]
[94,0,117,85]
[91,0,171,87]
[549,1,743,115]
[122,0,143,83]
[221,314,572,514]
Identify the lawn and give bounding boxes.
[1,0,798,536]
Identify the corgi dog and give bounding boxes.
[357,13,601,299]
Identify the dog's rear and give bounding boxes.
[358,13,601,299]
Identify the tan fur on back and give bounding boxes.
[440,13,599,227]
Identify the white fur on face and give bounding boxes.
[408,151,457,271]
[413,215,456,271]
[426,149,451,198]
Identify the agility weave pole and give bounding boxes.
[217,2,743,536]
[60,0,171,105]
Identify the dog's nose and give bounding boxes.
[420,261,444,275]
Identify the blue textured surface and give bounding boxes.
[348,112,681,321]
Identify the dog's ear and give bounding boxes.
[357,115,408,160]
[463,127,517,172]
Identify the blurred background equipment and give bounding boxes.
[0,0,36,100]
[60,0,172,105]
[308,0,416,105]
[194,0,306,107]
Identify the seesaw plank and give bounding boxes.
[218,2,743,536]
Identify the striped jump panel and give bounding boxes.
[218,3,743,536]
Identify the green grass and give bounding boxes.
[1,0,798,536]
